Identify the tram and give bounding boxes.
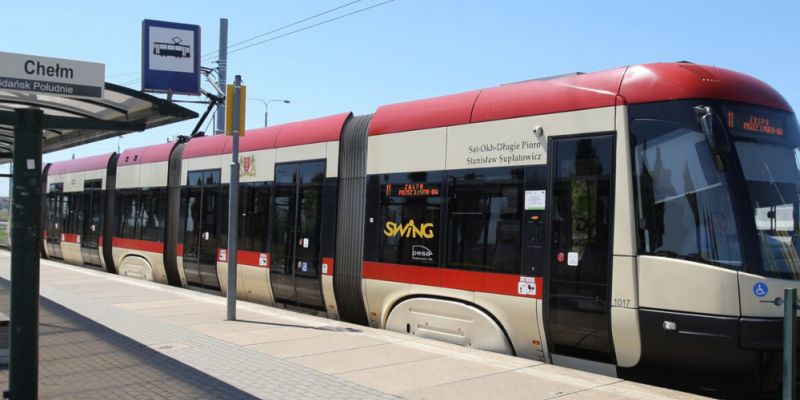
[41,62,800,396]
[152,41,191,58]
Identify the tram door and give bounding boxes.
[270,161,326,309]
[545,134,615,366]
[46,184,64,259]
[183,170,221,289]
[80,180,103,266]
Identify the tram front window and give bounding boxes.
[736,141,800,279]
[632,119,743,268]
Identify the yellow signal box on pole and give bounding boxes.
[225,83,246,136]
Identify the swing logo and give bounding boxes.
[383,219,435,239]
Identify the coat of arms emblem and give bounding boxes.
[240,155,256,176]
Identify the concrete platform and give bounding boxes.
[0,251,708,399]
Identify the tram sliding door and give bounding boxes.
[270,160,326,309]
[545,134,615,368]
[45,184,64,259]
[183,170,221,289]
[80,180,103,266]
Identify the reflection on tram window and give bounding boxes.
[117,190,139,239]
[115,188,166,242]
[447,167,523,274]
[219,182,270,252]
[378,172,442,266]
[140,188,166,242]
[736,141,800,279]
[632,120,743,268]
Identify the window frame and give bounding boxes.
[446,166,524,275]
[377,171,444,267]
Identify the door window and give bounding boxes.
[547,135,615,363]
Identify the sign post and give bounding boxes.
[226,75,244,321]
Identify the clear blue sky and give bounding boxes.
[1,0,799,193]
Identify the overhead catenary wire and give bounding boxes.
[119,0,395,89]
[201,0,363,61]
[222,0,394,57]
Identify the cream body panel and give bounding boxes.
[325,141,339,178]
[611,256,638,308]
[117,254,155,281]
[385,297,513,355]
[60,168,107,192]
[241,265,273,306]
[238,149,276,183]
[61,242,83,265]
[377,282,533,358]
[138,162,169,188]
[445,107,615,171]
[612,106,636,256]
[321,275,339,319]
[536,299,549,361]
[62,172,83,192]
[409,284,474,305]
[638,256,740,316]
[474,292,542,360]
[609,255,641,366]
[611,306,642,367]
[115,164,141,189]
[99,248,106,270]
[176,256,187,287]
[275,142,328,164]
[47,174,64,187]
[445,120,545,170]
[182,155,226,183]
[217,261,248,300]
[738,272,800,318]
[367,127,447,175]
[113,247,168,284]
[364,278,410,328]
[84,169,106,189]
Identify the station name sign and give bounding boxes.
[0,51,105,98]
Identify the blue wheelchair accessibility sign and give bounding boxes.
[753,282,768,298]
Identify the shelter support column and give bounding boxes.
[7,108,43,400]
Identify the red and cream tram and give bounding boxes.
[42,62,800,397]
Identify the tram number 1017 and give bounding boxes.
[612,298,632,307]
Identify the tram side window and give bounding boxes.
[240,182,270,251]
[47,184,63,235]
[140,188,166,242]
[631,120,743,269]
[447,167,523,274]
[60,193,70,234]
[116,190,139,239]
[218,182,271,252]
[64,193,82,234]
[378,172,443,266]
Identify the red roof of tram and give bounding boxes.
[182,112,351,159]
[48,152,115,175]
[118,142,177,166]
[368,62,793,136]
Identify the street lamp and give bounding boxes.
[248,98,291,127]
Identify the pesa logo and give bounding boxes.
[411,245,433,262]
